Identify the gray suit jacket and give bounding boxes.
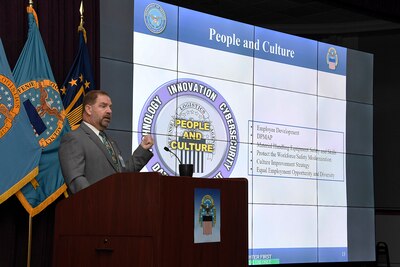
[58,123,153,194]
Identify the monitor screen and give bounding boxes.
[130,0,374,264]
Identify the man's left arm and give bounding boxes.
[124,134,154,172]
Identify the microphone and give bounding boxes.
[163,146,182,164]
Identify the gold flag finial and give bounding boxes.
[79,1,84,27]
[78,1,87,43]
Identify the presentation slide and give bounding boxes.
[131,0,373,264]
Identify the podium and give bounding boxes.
[53,172,248,267]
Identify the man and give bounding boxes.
[58,90,154,194]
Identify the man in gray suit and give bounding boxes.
[58,90,154,194]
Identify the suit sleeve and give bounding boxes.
[124,145,153,172]
[58,133,90,194]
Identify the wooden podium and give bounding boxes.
[53,172,248,267]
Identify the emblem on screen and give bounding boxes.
[326,47,338,70]
[144,3,167,34]
[138,78,239,178]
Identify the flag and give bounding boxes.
[60,23,95,130]
[0,38,41,204]
[13,6,70,216]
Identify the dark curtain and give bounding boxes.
[0,0,99,85]
[0,1,99,267]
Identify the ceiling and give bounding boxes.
[162,0,400,37]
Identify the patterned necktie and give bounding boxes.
[99,131,120,171]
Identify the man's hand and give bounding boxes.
[141,134,154,150]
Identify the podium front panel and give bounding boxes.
[53,172,248,267]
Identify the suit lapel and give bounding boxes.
[80,123,120,172]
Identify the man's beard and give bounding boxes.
[100,116,111,129]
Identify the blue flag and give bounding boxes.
[13,6,70,216]
[0,38,41,204]
[60,25,95,130]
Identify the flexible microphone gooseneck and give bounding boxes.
[163,146,182,164]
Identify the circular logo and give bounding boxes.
[326,47,338,70]
[0,75,19,138]
[18,79,66,147]
[144,3,167,34]
[138,78,239,178]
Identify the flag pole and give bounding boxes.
[26,0,33,260]
[27,214,32,267]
